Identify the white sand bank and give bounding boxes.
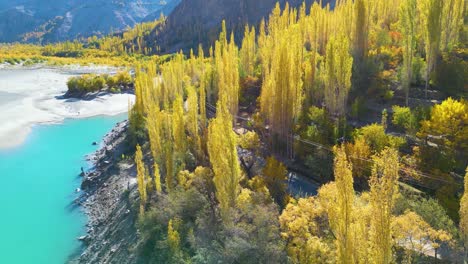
[0,67,135,149]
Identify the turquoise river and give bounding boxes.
[0,114,126,264]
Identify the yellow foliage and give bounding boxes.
[207,96,241,219]
[418,98,468,151]
[460,168,468,247]
[135,144,147,215]
[393,210,452,256]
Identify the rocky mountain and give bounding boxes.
[0,0,181,43]
[153,0,335,53]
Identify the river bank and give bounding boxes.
[71,120,140,264]
[71,120,320,263]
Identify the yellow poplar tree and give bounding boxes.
[399,0,417,106]
[419,0,443,98]
[172,95,187,156]
[240,25,256,77]
[330,146,355,264]
[214,21,240,119]
[207,95,241,219]
[153,163,162,193]
[135,144,147,215]
[259,7,303,155]
[167,219,182,259]
[369,148,400,264]
[186,85,202,159]
[323,34,353,117]
[460,168,468,262]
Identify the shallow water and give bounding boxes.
[0,114,126,264]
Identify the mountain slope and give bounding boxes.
[153,0,334,53]
[0,0,181,43]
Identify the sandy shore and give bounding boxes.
[0,66,135,149]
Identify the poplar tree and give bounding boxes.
[135,144,147,215]
[330,146,355,263]
[419,0,443,99]
[369,148,400,264]
[441,0,465,51]
[186,85,202,159]
[353,0,368,63]
[460,168,468,263]
[172,95,186,157]
[399,0,417,106]
[167,219,182,260]
[259,6,304,155]
[214,21,240,119]
[207,95,241,219]
[240,25,256,77]
[154,163,162,193]
[323,34,353,117]
[199,73,207,130]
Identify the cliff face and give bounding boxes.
[154,0,334,53]
[0,0,181,43]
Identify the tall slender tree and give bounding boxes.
[323,34,353,118]
[460,168,468,263]
[135,144,147,215]
[441,0,465,51]
[330,146,355,263]
[369,148,400,264]
[419,0,443,99]
[399,0,417,106]
[240,25,256,77]
[207,95,241,219]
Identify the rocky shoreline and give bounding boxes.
[70,120,140,264]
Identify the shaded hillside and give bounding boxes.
[153,0,334,53]
[0,0,181,43]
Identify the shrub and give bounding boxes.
[392,106,417,133]
[106,71,133,89]
[67,74,106,94]
[239,131,260,151]
[355,124,405,153]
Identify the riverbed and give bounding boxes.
[0,67,134,149]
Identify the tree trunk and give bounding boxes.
[425,68,429,100]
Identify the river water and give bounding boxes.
[0,114,126,264]
[0,67,129,263]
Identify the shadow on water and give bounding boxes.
[287,172,319,198]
